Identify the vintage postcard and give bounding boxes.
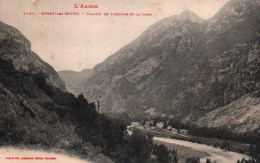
[0,0,259,162]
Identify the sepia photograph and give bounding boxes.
[0,0,259,162]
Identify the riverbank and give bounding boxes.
[154,137,250,163]
[131,126,251,155]
[154,138,209,163]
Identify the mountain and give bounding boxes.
[0,21,116,162]
[195,90,260,133]
[58,69,93,94]
[0,21,76,148]
[0,20,84,150]
[0,21,66,91]
[64,0,260,133]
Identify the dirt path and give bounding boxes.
[154,137,250,163]
[0,147,91,163]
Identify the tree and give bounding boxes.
[154,144,170,163]
[153,144,178,163]
[169,149,178,163]
[126,133,153,163]
[185,157,199,163]
[206,158,211,163]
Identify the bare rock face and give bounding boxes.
[195,90,260,133]
[64,0,259,133]
[0,21,66,91]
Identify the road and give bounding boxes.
[154,137,251,163]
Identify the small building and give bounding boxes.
[179,129,188,135]
[171,128,178,134]
[156,122,164,128]
[147,120,154,125]
[167,125,172,130]
[143,120,154,129]
[127,129,133,136]
[130,122,140,128]
[144,122,150,129]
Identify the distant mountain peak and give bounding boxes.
[179,10,196,16]
[215,0,260,17]
[178,10,204,23]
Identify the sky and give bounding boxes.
[0,0,230,71]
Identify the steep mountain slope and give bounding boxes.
[195,90,260,133]
[58,69,93,94]
[72,0,260,133]
[0,20,83,149]
[0,21,81,149]
[0,21,116,162]
[78,10,206,114]
[0,21,66,91]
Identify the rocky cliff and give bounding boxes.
[0,21,66,91]
[65,0,259,133]
[0,20,81,149]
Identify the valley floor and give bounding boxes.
[154,137,250,163]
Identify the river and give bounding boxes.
[0,139,251,163]
[154,137,251,163]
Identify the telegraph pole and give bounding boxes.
[94,99,102,113]
[97,100,100,113]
